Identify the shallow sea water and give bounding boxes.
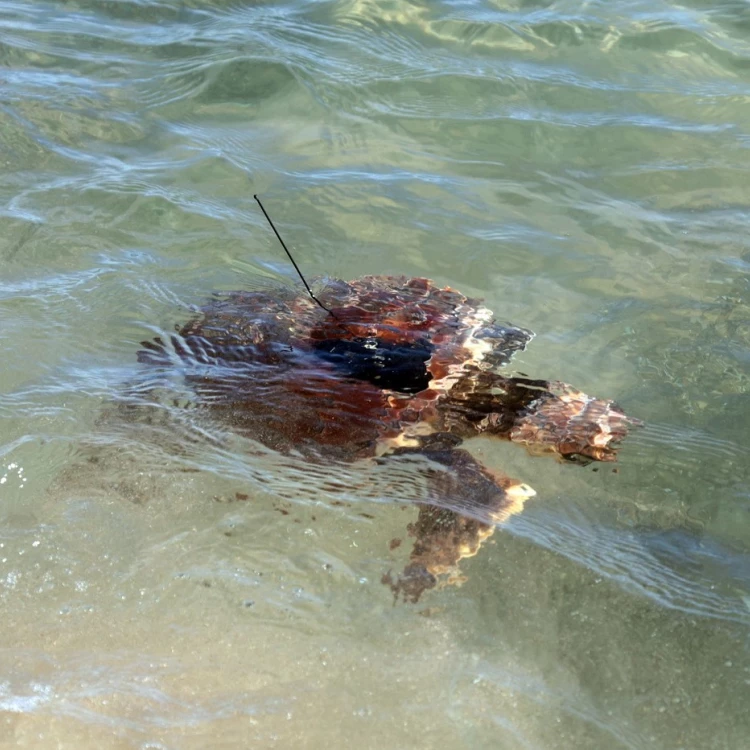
[1,0,749,748]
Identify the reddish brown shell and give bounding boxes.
[137,276,534,457]
[311,275,533,382]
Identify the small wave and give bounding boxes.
[633,421,747,462]
[0,649,284,729]
[511,504,750,624]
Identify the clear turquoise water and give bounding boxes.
[1,1,749,748]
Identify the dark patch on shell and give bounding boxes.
[313,336,434,394]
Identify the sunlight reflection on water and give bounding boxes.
[1,0,749,748]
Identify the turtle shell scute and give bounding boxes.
[307,276,533,398]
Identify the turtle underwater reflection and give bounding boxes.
[136,269,640,603]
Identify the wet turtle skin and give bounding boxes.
[139,275,638,602]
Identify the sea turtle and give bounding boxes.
[137,274,638,602]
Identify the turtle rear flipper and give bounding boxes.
[383,448,535,603]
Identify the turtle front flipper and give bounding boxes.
[505,379,639,463]
[442,371,639,464]
[383,448,535,603]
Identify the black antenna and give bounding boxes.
[254,194,337,318]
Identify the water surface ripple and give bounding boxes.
[1,1,749,748]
